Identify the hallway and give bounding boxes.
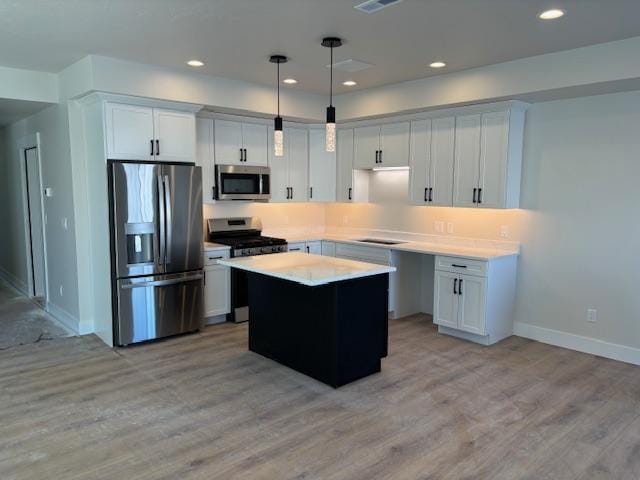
[0,279,70,350]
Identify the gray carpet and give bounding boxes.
[0,280,70,350]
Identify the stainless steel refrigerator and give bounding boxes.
[108,161,204,346]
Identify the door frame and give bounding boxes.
[17,133,49,301]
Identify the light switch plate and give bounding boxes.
[434,221,444,233]
[447,222,454,234]
[587,309,597,323]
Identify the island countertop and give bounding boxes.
[218,252,396,287]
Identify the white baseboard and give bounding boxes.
[0,265,28,295]
[514,322,640,366]
[46,302,79,335]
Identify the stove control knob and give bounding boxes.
[261,247,269,254]
[242,249,250,255]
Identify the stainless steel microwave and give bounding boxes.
[215,165,270,201]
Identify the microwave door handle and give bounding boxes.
[157,175,166,266]
[163,174,172,264]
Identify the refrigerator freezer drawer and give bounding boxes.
[116,271,204,346]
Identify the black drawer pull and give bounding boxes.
[453,278,458,295]
[451,264,468,269]
[208,256,223,260]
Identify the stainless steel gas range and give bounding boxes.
[207,217,287,322]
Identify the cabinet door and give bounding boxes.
[353,125,380,169]
[409,120,431,204]
[153,109,195,162]
[457,275,487,335]
[288,242,306,252]
[337,129,354,202]
[453,114,481,207]
[242,122,268,166]
[379,122,410,167]
[309,129,336,202]
[105,103,154,160]
[204,265,231,317]
[287,127,309,202]
[268,126,289,202]
[196,118,215,203]
[478,111,509,209]
[214,119,244,165]
[306,241,322,255]
[430,117,456,206]
[321,241,336,257]
[434,271,459,329]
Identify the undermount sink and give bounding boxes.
[354,238,406,245]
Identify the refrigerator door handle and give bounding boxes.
[163,174,172,264]
[121,273,203,289]
[157,174,166,266]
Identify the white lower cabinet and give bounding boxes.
[203,251,231,319]
[321,241,336,257]
[433,255,516,345]
[287,241,321,254]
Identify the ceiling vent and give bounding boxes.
[354,0,404,14]
[327,59,373,72]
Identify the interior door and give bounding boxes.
[457,275,487,335]
[105,103,154,160]
[161,164,203,273]
[379,122,410,167]
[409,120,430,204]
[434,271,459,329]
[287,127,309,202]
[24,147,46,298]
[153,109,196,162]
[478,111,509,208]
[268,126,290,202]
[453,114,481,207]
[241,122,268,166]
[429,117,456,206]
[353,125,380,169]
[309,128,336,202]
[214,119,244,165]
[336,129,354,202]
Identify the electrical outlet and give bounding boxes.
[434,221,444,233]
[59,285,64,297]
[587,309,597,323]
[500,225,510,238]
[447,222,454,234]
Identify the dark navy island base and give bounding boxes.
[246,271,389,388]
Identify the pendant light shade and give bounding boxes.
[322,37,342,152]
[270,55,288,157]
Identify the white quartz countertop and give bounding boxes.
[275,233,518,260]
[218,252,396,287]
[203,242,231,252]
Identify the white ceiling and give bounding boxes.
[2,0,640,94]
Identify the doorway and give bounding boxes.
[22,145,46,301]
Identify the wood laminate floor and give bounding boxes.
[1,315,639,480]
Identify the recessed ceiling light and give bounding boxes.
[429,61,446,68]
[342,80,357,86]
[538,8,565,20]
[283,78,297,84]
[187,60,204,67]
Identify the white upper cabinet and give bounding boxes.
[153,109,196,162]
[105,103,195,162]
[453,109,524,209]
[337,129,354,202]
[105,103,155,160]
[268,127,308,203]
[309,128,336,202]
[354,122,410,169]
[214,119,268,166]
[196,117,215,203]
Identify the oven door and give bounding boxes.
[216,165,270,201]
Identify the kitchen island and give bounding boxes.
[218,252,396,387]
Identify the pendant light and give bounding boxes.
[322,37,342,152]
[269,54,288,157]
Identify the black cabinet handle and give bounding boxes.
[429,188,433,202]
[348,187,352,200]
[379,150,382,163]
[458,278,463,296]
[286,187,290,199]
[424,187,428,202]
[243,148,247,162]
[150,139,154,156]
[306,245,310,253]
[290,187,293,199]
[155,139,160,156]
[239,148,243,162]
[208,256,223,260]
[310,187,313,199]
[453,278,458,295]
[212,186,216,200]
[473,188,477,203]
[478,188,483,204]
[451,264,468,269]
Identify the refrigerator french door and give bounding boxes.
[109,161,204,346]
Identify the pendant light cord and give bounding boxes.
[277,61,280,116]
[329,45,333,107]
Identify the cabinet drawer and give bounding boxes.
[435,256,487,277]
[335,243,391,265]
[203,250,230,266]
[287,242,306,252]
